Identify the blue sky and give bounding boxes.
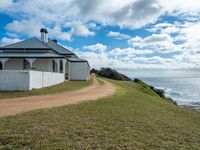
[1,0,200,77]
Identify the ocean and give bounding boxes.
[139,77,200,110]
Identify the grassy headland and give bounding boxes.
[0,78,200,149]
[0,80,92,99]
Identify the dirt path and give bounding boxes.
[0,77,116,117]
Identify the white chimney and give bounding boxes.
[40,28,48,43]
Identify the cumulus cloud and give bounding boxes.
[0,37,22,46]
[1,0,200,71]
[0,0,13,11]
[107,31,131,40]
[2,0,200,34]
[168,0,200,17]
[83,43,107,51]
[5,20,94,41]
[133,56,175,64]
[2,0,200,40]
[109,48,153,56]
[76,48,185,70]
[128,33,181,53]
[76,51,121,69]
[69,0,167,28]
[64,21,95,37]
[147,22,180,34]
[5,20,43,37]
[2,0,167,33]
[49,26,72,41]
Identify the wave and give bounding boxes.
[140,77,200,110]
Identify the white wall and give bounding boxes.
[0,70,30,91]
[0,70,65,91]
[4,58,54,72]
[4,58,23,70]
[29,71,65,89]
[69,62,90,80]
[33,59,53,72]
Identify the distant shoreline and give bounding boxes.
[134,78,178,106]
[138,78,200,111]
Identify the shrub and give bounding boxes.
[90,68,131,81]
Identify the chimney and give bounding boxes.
[40,28,48,43]
[53,39,57,43]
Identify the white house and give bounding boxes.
[0,28,90,91]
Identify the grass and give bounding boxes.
[0,80,92,99]
[0,78,200,149]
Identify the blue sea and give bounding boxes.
[139,77,200,110]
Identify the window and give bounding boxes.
[60,60,63,73]
[0,62,2,70]
[23,59,30,70]
[53,60,56,72]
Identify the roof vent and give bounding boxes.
[40,28,48,43]
[53,39,58,43]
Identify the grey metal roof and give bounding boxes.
[0,38,51,50]
[0,38,88,65]
[64,54,79,58]
[67,57,87,62]
[47,39,74,55]
[0,52,63,58]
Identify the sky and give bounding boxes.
[1,0,200,77]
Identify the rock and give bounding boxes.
[154,88,165,98]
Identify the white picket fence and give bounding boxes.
[0,70,65,91]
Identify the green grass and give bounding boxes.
[0,78,200,149]
[0,80,92,99]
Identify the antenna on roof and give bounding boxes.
[40,28,48,43]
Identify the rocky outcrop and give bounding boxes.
[134,78,177,105]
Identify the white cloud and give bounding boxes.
[0,0,13,11]
[147,22,180,34]
[128,33,181,53]
[107,31,131,40]
[49,26,72,41]
[76,51,119,69]
[65,21,95,37]
[3,0,200,34]
[2,0,200,71]
[83,43,107,51]
[5,20,43,37]
[3,0,167,30]
[168,0,200,16]
[109,48,153,56]
[76,48,184,70]
[0,37,22,46]
[134,56,175,64]
[5,20,94,41]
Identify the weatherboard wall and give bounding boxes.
[33,59,53,72]
[0,70,65,91]
[69,62,90,80]
[4,59,24,70]
[4,58,54,72]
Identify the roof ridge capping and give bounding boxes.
[0,38,51,50]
